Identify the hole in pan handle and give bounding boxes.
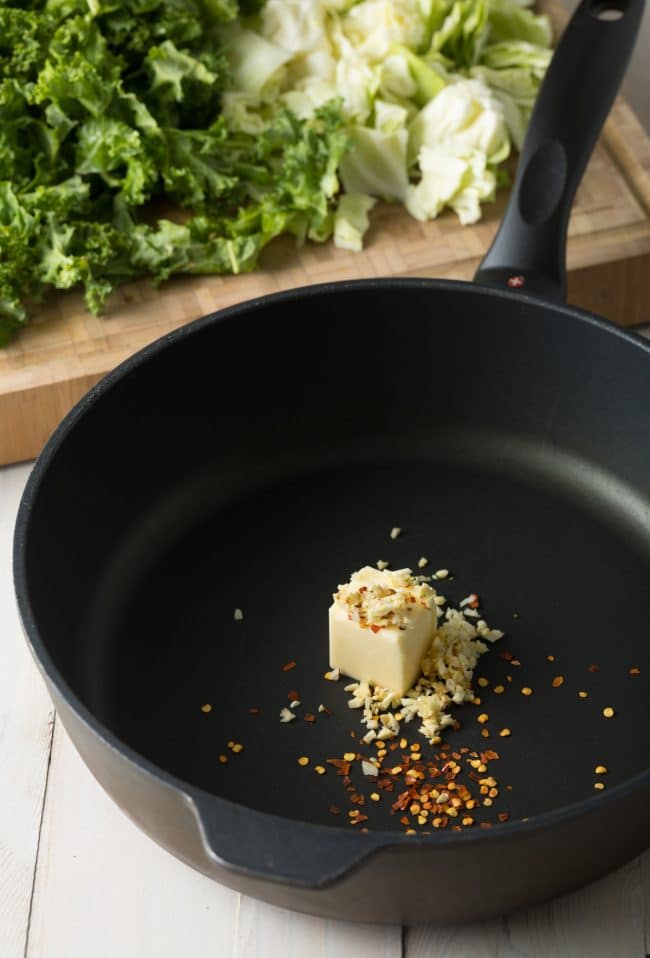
[474,0,645,303]
[189,794,390,888]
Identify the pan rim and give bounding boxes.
[12,276,650,864]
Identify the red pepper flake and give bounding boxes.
[248,707,260,715]
[499,650,514,661]
[350,793,366,806]
[479,822,493,829]
[588,663,601,673]
[327,759,352,776]
[350,813,368,825]
[629,667,641,676]
[287,690,300,701]
[342,776,352,788]
[469,597,480,609]
[370,625,382,634]
[392,792,411,812]
[303,713,316,723]
[507,274,525,288]
[329,805,341,816]
[400,815,410,826]
[282,660,297,672]
[497,812,510,823]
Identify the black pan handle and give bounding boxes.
[190,794,387,887]
[474,0,645,302]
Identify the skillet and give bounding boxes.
[13,0,649,923]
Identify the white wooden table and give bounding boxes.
[2,343,649,956]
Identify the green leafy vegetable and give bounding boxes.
[0,0,353,343]
[0,0,552,342]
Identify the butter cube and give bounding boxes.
[329,567,437,695]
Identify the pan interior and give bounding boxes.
[82,436,650,829]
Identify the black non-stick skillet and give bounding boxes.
[13,0,649,924]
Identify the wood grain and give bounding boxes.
[1,52,650,465]
[234,898,402,958]
[406,856,647,958]
[0,463,54,958]
[25,720,240,958]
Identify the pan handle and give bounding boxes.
[474,0,645,302]
[189,794,388,888]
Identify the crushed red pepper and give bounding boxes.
[282,660,297,672]
[322,744,508,832]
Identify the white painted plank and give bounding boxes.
[26,721,240,958]
[406,857,646,958]
[0,463,55,958]
[506,859,645,957]
[235,896,402,958]
[406,921,500,958]
[324,920,402,958]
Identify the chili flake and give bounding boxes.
[350,812,368,825]
[329,805,341,815]
[551,676,564,688]
[588,664,600,673]
[629,667,640,676]
[282,660,297,672]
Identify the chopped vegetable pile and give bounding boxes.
[0,0,552,342]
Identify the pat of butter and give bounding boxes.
[329,566,437,695]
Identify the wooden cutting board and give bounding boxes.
[2,40,650,466]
